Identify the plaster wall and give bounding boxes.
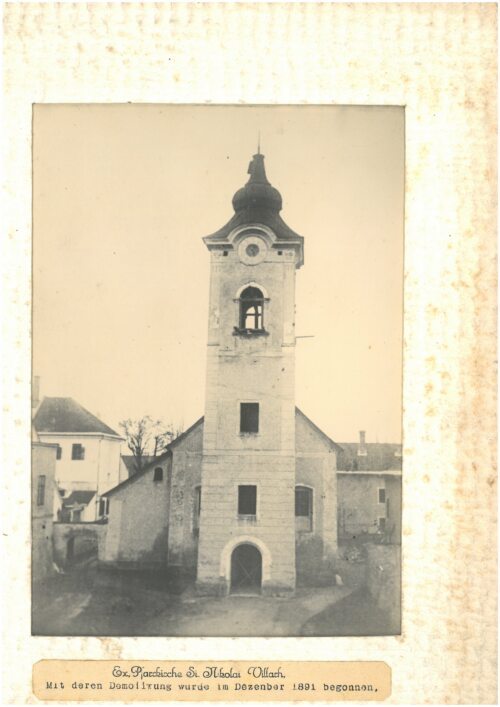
[32,443,57,582]
[102,457,171,566]
[337,472,401,540]
[36,433,123,502]
[166,423,204,572]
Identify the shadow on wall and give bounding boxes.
[53,523,106,567]
[296,535,335,587]
[114,527,170,567]
[366,544,401,633]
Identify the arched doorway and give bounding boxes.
[230,544,262,594]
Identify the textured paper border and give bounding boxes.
[2,2,497,704]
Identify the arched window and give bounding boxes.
[239,286,264,331]
[295,486,313,532]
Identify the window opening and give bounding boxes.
[295,486,313,532]
[240,402,259,433]
[239,286,264,331]
[378,517,386,532]
[71,443,85,460]
[36,475,46,506]
[378,488,386,503]
[153,467,163,482]
[238,485,257,516]
[193,485,202,536]
[56,445,62,460]
[99,497,110,517]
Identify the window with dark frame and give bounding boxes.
[36,475,46,506]
[239,286,264,331]
[378,517,386,531]
[378,488,386,503]
[240,402,259,433]
[238,485,257,516]
[56,444,62,460]
[295,486,313,532]
[71,443,85,460]
[193,485,202,536]
[153,467,163,482]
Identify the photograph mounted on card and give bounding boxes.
[32,104,403,638]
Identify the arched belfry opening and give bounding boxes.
[239,286,264,331]
[230,543,262,594]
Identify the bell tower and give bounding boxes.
[196,152,304,595]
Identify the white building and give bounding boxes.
[33,397,125,521]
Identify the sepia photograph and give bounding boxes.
[31,104,404,637]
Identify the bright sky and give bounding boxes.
[33,104,403,444]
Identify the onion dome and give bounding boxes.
[203,152,304,268]
[232,154,283,213]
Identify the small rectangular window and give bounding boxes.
[378,488,386,503]
[238,485,257,516]
[378,517,386,531]
[98,497,110,516]
[193,486,202,535]
[223,250,228,256]
[36,475,46,506]
[71,443,85,460]
[56,445,62,460]
[153,467,163,482]
[240,402,259,433]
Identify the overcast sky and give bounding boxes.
[33,104,404,444]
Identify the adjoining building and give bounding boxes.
[32,442,58,582]
[33,396,125,521]
[337,431,402,544]
[100,152,402,595]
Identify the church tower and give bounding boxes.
[196,152,304,594]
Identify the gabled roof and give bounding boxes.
[336,442,402,471]
[121,455,157,478]
[33,397,121,437]
[104,417,204,497]
[63,490,96,507]
[295,408,343,453]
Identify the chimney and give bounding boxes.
[358,430,367,456]
[32,376,40,411]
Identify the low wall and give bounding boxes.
[366,544,401,633]
[53,522,107,567]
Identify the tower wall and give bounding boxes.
[197,244,298,594]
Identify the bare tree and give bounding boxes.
[119,416,183,475]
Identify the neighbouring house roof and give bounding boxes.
[336,442,402,472]
[63,490,96,508]
[33,397,121,437]
[121,455,157,478]
[295,408,343,453]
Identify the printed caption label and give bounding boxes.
[33,660,391,701]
